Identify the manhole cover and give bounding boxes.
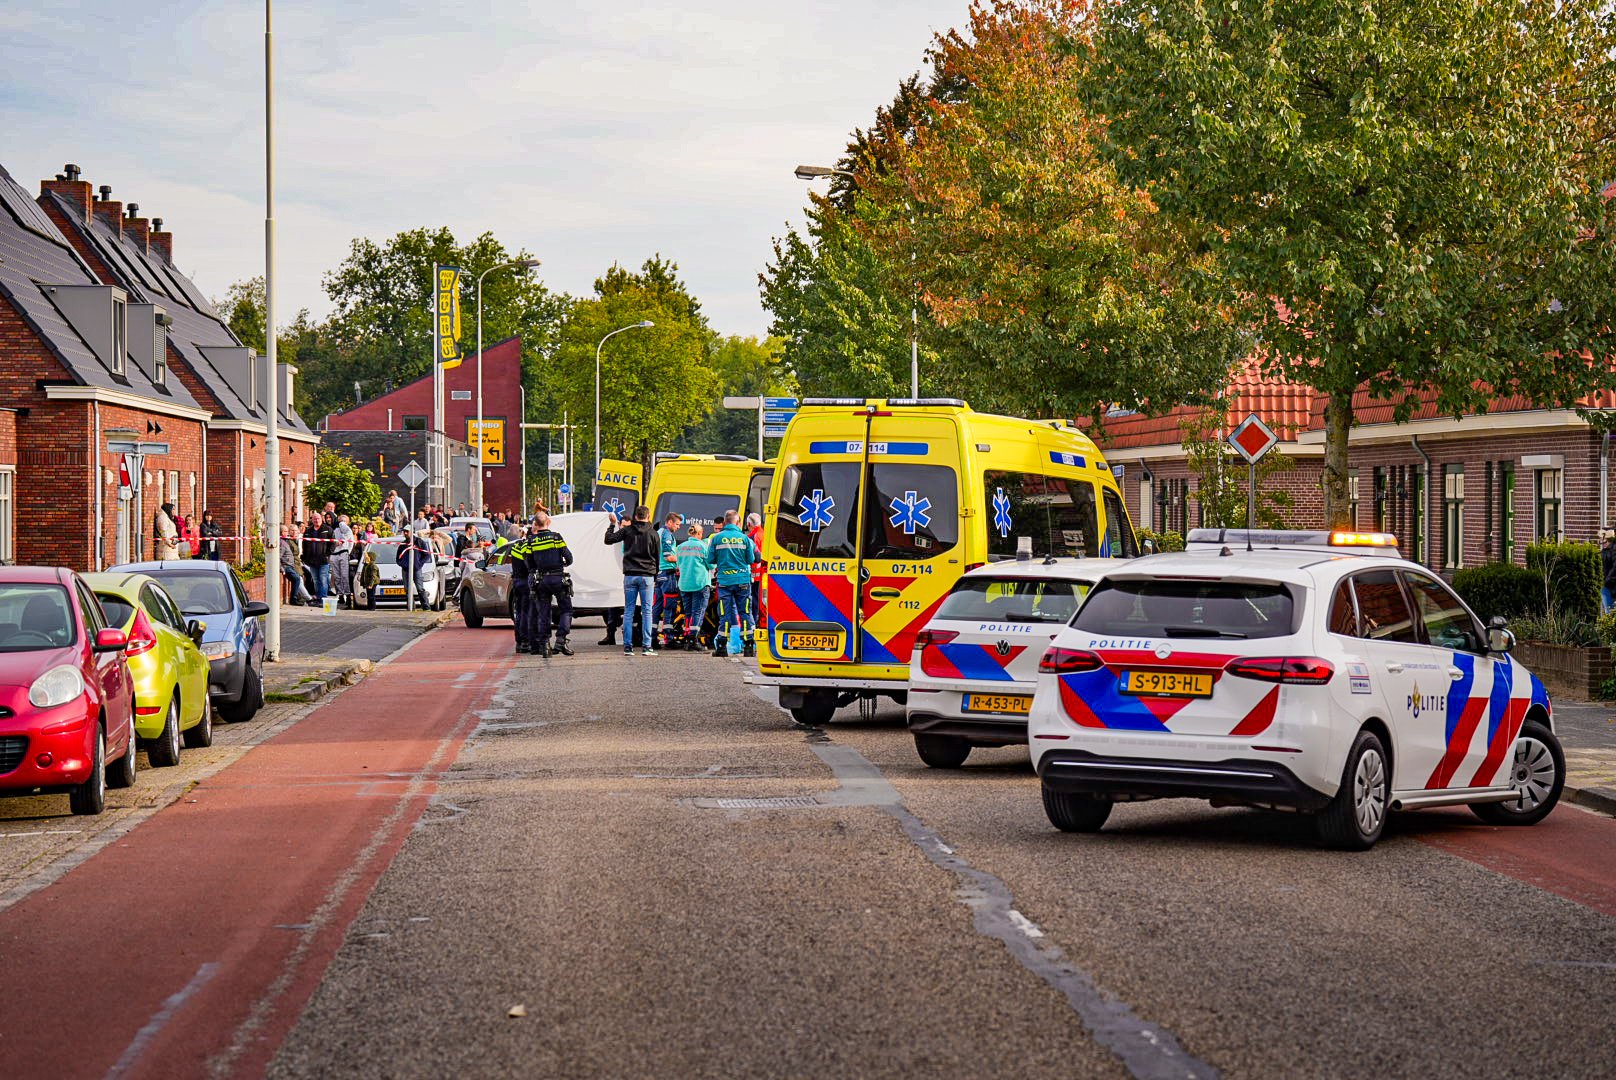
[710,796,821,810]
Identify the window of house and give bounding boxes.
[0,468,12,564]
[1373,467,1388,532]
[1499,462,1516,561]
[1347,469,1360,529]
[153,324,167,386]
[1137,477,1153,532]
[1443,465,1464,570]
[401,416,428,431]
[1535,468,1563,541]
[111,296,127,376]
[1409,467,1425,564]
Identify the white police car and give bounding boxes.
[1027,530,1566,850]
[908,559,1122,768]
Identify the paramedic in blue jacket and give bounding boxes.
[707,510,759,657]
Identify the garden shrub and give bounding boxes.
[1137,528,1186,553]
[1452,562,1543,624]
[1526,540,1602,622]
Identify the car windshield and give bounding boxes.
[94,592,137,629]
[0,583,76,651]
[936,577,1090,623]
[142,570,234,616]
[1073,579,1294,640]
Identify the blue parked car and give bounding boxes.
[108,560,268,722]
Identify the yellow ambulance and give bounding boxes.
[747,398,1138,726]
[644,454,774,525]
[592,459,645,518]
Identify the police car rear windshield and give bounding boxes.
[1073,580,1294,639]
[936,577,1090,624]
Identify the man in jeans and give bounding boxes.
[653,511,684,646]
[605,505,661,656]
[708,509,759,656]
[303,511,334,602]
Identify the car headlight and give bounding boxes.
[200,641,235,659]
[29,664,86,709]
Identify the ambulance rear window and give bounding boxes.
[864,463,959,559]
[653,492,739,529]
[937,577,1090,623]
[776,462,861,558]
[1073,579,1295,639]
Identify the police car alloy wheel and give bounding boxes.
[1471,721,1565,826]
[1316,729,1389,850]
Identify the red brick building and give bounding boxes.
[322,335,524,514]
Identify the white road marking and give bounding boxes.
[104,962,221,1080]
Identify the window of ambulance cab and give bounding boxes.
[746,469,774,524]
[1350,569,1419,644]
[775,461,861,558]
[1404,571,1484,653]
[982,471,1100,560]
[864,463,959,559]
[937,577,1090,624]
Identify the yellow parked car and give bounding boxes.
[84,572,212,767]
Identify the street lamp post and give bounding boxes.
[593,320,654,490]
[795,163,918,398]
[475,258,539,514]
[263,0,282,661]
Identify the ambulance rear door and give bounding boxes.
[594,458,643,519]
[769,435,865,663]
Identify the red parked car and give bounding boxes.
[0,567,137,815]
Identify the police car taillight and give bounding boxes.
[1224,656,1335,685]
[1039,647,1103,674]
[913,629,958,650]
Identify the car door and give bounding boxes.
[151,585,207,725]
[74,578,129,751]
[1344,568,1428,790]
[228,568,263,669]
[1402,570,1499,791]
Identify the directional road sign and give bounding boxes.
[1228,413,1279,464]
[397,459,428,490]
[763,426,791,439]
[763,410,796,425]
[763,397,798,409]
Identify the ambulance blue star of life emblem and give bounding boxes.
[801,488,836,533]
[992,488,1013,537]
[602,497,627,518]
[888,490,932,535]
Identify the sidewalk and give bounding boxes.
[1548,701,1616,816]
[265,603,455,703]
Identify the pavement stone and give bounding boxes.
[265,604,453,701]
[1541,700,1616,815]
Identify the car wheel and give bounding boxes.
[222,666,262,724]
[1471,721,1565,826]
[789,692,837,727]
[69,725,107,816]
[1316,728,1389,850]
[1041,782,1112,832]
[147,696,182,767]
[462,593,484,628]
[183,701,214,749]
[913,733,971,769]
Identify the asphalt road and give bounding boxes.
[258,627,1616,1080]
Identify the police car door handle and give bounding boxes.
[1446,666,1465,680]
[868,587,902,600]
[1385,662,1405,674]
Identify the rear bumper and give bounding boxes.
[1036,750,1331,811]
[907,711,1026,746]
[209,652,248,702]
[743,670,907,709]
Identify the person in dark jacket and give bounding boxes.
[303,511,334,601]
[198,510,225,561]
[525,513,575,657]
[1602,530,1616,614]
[605,505,661,656]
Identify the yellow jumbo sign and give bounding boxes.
[466,418,505,465]
[435,265,463,369]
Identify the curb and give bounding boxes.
[267,659,373,704]
[1565,783,1616,818]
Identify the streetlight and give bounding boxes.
[594,320,654,491]
[263,0,282,660]
[476,258,540,514]
[795,162,919,398]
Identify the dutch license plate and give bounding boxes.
[963,693,1032,715]
[782,632,839,652]
[1121,670,1213,698]
[382,587,405,597]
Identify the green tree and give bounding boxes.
[215,275,310,368]
[552,257,722,485]
[306,447,382,520]
[1097,0,1616,524]
[677,335,796,455]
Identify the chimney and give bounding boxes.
[38,163,92,223]
[149,217,172,263]
[124,204,150,253]
[92,185,123,238]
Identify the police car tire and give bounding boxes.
[1041,782,1111,833]
[913,733,971,769]
[1316,729,1389,851]
[1470,721,1564,826]
[790,694,836,727]
[462,594,484,628]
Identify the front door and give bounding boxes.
[1346,568,1426,789]
[1401,570,1499,790]
[769,450,864,663]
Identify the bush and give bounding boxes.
[235,537,265,581]
[1509,611,1600,648]
[1137,528,1186,553]
[1452,562,1543,624]
[306,447,382,521]
[1526,540,1602,622]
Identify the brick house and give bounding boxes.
[322,335,524,514]
[35,165,320,563]
[1089,361,1616,576]
[0,163,212,571]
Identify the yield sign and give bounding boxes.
[1228,413,1279,464]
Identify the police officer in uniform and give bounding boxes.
[525,512,575,658]
[508,531,537,653]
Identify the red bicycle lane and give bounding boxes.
[0,622,513,1080]
[1413,802,1616,918]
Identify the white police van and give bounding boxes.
[907,559,1123,768]
[1027,530,1565,850]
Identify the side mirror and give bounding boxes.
[93,628,128,653]
[1141,538,1156,554]
[1487,616,1515,654]
[186,619,206,644]
[243,600,270,618]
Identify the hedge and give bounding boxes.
[1452,562,1544,624]
[1526,540,1602,623]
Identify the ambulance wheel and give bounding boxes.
[1041,783,1111,833]
[1471,721,1564,826]
[461,594,483,628]
[789,692,836,727]
[1315,728,1389,851]
[913,733,971,769]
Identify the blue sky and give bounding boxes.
[0,1,961,337]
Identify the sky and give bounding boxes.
[0,0,963,339]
